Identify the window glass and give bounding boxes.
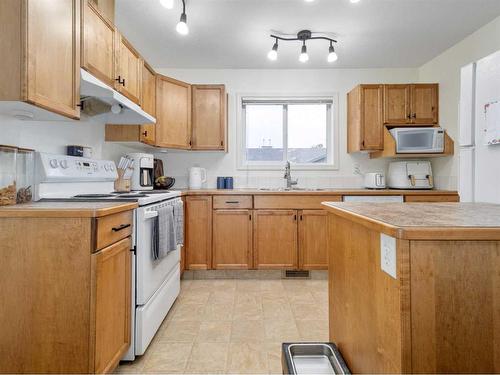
[287,104,328,164]
[245,104,284,162]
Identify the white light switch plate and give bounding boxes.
[380,234,397,279]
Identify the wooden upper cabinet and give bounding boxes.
[253,210,298,269]
[115,33,142,105]
[212,209,253,269]
[347,85,384,152]
[191,85,227,151]
[185,196,212,270]
[298,210,328,270]
[0,0,81,120]
[411,84,438,124]
[140,63,156,145]
[384,84,411,124]
[90,0,115,22]
[93,237,131,373]
[155,75,192,149]
[82,0,115,87]
[384,83,438,125]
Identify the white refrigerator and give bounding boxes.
[459,51,500,203]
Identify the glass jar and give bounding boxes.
[16,148,35,204]
[0,145,18,206]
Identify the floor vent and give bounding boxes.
[283,270,310,279]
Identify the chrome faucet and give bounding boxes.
[284,161,298,189]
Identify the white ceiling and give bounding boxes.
[115,0,500,69]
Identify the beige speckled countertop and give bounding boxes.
[181,188,459,196]
[0,201,138,218]
[322,202,500,240]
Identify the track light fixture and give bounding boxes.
[267,38,279,61]
[160,0,189,35]
[299,41,309,63]
[268,30,338,64]
[176,0,189,35]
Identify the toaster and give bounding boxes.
[364,172,386,189]
[387,161,434,189]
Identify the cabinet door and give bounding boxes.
[360,85,384,150]
[140,63,156,145]
[26,0,81,119]
[185,196,212,269]
[82,0,115,87]
[192,85,227,150]
[93,237,131,373]
[115,33,142,104]
[213,210,253,269]
[298,210,328,270]
[411,84,438,124]
[155,75,192,149]
[384,84,411,124]
[253,210,298,269]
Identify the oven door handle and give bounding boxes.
[144,211,159,219]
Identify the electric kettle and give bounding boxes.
[189,167,207,189]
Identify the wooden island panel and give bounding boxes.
[325,202,500,374]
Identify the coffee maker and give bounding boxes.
[126,153,154,191]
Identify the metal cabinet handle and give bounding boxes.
[225,201,239,204]
[142,131,148,137]
[294,214,297,221]
[115,75,124,85]
[122,78,126,87]
[112,223,131,232]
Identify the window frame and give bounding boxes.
[237,93,339,171]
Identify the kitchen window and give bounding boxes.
[238,96,338,170]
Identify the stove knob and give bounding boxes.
[104,164,110,171]
[49,159,58,168]
[59,160,69,169]
[109,164,115,172]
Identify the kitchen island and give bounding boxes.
[322,202,500,374]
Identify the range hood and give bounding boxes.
[80,69,156,125]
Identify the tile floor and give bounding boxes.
[115,278,329,374]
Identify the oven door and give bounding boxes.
[394,128,441,153]
[135,199,181,306]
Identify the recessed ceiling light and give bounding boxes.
[350,0,361,3]
[304,0,315,2]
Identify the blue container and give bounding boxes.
[217,177,225,189]
[225,177,234,189]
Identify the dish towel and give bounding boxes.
[173,201,184,246]
[152,205,176,261]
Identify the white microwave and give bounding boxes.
[389,127,445,153]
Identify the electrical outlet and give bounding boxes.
[380,234,397,279]
[353,163,361,175]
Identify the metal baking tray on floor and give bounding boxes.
[282,343,350,375]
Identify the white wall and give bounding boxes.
[418,15,500,191]
[0,114,137,163]
[155,68,420,188]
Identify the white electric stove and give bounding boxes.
[35,152,182,361]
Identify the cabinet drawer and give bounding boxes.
[404,195,459,203]
[213,195,253,209]
[254,195,341,210]
[95,210,133,251]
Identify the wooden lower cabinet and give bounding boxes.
[213,209,253,269]
[253,210,298,269]
[93,238,131,373]
[0,214,133,374]
[298,210,328,270]
[185,196,212,269]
